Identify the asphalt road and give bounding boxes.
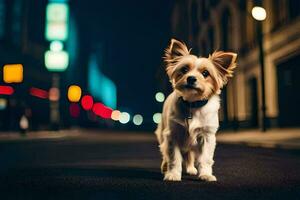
[0,130,299,200]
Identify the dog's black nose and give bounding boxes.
[187,76,197,85]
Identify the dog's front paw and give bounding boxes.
[164,171,181,181]
[199,174,217,182]
[186,166,198,175]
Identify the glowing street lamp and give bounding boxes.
[251,6,267,21]
[252,6,267,131]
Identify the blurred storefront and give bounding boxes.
[170,0,300,129]
[0,0,51,130]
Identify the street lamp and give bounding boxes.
[252,6,267,132]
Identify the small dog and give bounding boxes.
[155,39,237,181]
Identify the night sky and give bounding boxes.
[72,0,173,120]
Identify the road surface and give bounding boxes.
[0,130,299,199]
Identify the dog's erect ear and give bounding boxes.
[165,39,190,61]
[209,51,237,86]
[164,39,190,77]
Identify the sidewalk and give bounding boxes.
[0,129,81,141]
[217,128,300,149]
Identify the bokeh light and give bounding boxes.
[81,95,94,110]
[0,98,7,110]
[155,92,165,102]
[3,64,23,83]
[111,110,121,121]
[92,102,113,119]
[153,113,162,124]
[49,87,60,101]
[69,103,80,118]
[50,41,63,52]
[45,50,69,71]
[0,86,14,95]
[119,112,130,124]
[67,85,82,102]
[29,87,48,99]
[251,6,267,21]
[133,114,143,126]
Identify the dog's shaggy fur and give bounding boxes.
[155,39,237,181]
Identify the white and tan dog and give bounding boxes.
[155,39,237,181]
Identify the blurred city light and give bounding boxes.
[0,98,7,110]
[88,54,117,109]
[45,2,69,41]
[133,114,143,126]
[67,85,82,102]
[49,87,60,101]
[69,103,80,118]
[0,86,14,95]
[155,92,165,102]
[251,6,267,21]
[50,41,63,52]
[81,95,94,110]
[3,64,23,83]
[111,110,121,121]
[29,87,48,99]
[153,113,162,124]
[92,103,113,119]
[45,50,69,71]
[119,112,130,124]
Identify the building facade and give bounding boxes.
[170,0,300,128]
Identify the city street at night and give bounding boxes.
[0,0,300,199]
[0,130,299,199]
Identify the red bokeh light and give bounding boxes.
[81,95,94,110]
[69,103,80,118]
[29,87,48,99]
[92,102,113,119]
[0,85,14,95]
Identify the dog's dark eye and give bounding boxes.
[180,66,189,74]
[202,70,210,78]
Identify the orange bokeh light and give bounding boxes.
[3,64,23,83]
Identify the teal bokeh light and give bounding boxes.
[87,54,117,109]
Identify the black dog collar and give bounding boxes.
[179,97,209,119]
[179,97,208,109]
